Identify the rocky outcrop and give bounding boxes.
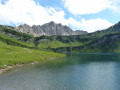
[15,21,88,37]
[16,24,38,36]
[40,21,73,35]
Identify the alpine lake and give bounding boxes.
[0,53,120,90]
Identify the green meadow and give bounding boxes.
[0,40,65,69]
[37,40,84,49]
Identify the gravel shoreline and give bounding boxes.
[0,64,23,74]
[0,61,39,75]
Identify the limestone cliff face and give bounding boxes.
[40,21,74,35]
[15,21,88,37]
[16,24,36,36]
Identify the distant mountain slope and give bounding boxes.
[88,21,120,36]
[15,21,88,36]
[52,33,120,53]
[105,21,120,32]
[0,25,34,43]
[85,33,120,52]
[0,33,34,48]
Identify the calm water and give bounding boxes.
[0,53,120,90]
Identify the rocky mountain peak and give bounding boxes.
[15,21,88,37]
[49,21,55,24]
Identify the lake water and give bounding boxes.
[0,53,120,90]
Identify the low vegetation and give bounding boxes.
[0,33,34,48]
[0,40,65,69]
[37,41,83,49]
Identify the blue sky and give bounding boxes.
[0,0,120,32]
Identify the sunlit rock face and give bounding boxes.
[15,21,88,37]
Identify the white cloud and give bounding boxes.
[0,0,113,32]
[0,0,68,26]
[68,18,113,32]
[63,0,119,15]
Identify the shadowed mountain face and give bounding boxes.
[106,21,120,32]
[89,21,120,35]
[15,21,88,37]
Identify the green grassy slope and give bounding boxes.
[113,42,120,53]
[79,33,120,53]
[37,40,84,49]
[0,33,34,48]
[0,41,65,69]
[0,25,34,43]
[51,33,120,53]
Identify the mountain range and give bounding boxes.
[15,21,88,36]
[1,20,120,53]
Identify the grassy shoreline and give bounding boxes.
[0,56,65,74]
[0,40,66,74]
